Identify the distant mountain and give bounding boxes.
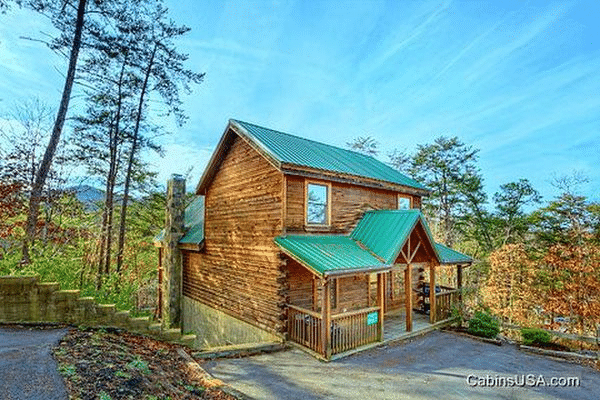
[66,184,104,210]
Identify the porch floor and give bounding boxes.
[384,310,432,341]
[328,311,450,361]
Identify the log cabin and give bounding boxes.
[155,119,472,359]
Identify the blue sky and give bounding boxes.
[1,0,599,205]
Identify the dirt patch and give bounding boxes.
[52,327,236,400]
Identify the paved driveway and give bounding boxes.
[0,326,68,400]
[204,331,600,400]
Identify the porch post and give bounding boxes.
[157,247,163,319]
[321,277,332,358]
[429,263,436,324]
[376,272,385,341]
[457,264,463,304]
[405,264,413,332]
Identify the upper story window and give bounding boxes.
[307,182,329,225]
[398,195,412,210]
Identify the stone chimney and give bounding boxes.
[162,174,185,328]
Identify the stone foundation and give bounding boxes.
[182,295,280,349]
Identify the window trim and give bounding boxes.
[397,194,412,209]
[305,180,331,226]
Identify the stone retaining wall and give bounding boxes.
[0,275,195,347]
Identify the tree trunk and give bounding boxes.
[115,43,158,274]
[96,57,128,289]
[21,0,87,265]
[97,124,114,289]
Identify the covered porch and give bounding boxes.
[283,264,467,359]
[276,210,472,360]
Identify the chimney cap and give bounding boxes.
[170,173,185,181]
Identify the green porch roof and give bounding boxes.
[274,235,386,275]
[154,196,204,245]
[435,243,473,265]
[233,120,426,191]
[276,210,471,276]
[179,196,204,244]
[350,209,439,264]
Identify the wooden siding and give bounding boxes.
[286,176,305,230]
[286,178,418,234]
[383,266,423,312]
[288,260,314,310]
[183,135,285,334]
[288,259,370,314]
[413,196,422,209]
[335,275,369,312]
[332,182,397,232]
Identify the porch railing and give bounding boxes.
[434,288,461,322]
[288,305,322,354]
[331,306,380,355]
[288,304,382,357]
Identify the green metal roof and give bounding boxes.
[232,120,426,191]
[153,196,204,244]
[274,235,386,275]
[276,209,472,275]
[435,243,472,265]
[180,196,204,244]
[350,210,438,264]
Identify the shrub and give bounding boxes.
[450,304,466,328]
[467,311,500,338]
[521,328,551,346]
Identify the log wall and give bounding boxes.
[288,258,370,314]
[285,177,420,234]
[183,135,285,335]
[288,260,314,310]
[335,275,369,312]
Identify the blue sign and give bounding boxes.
[367,312,378,326]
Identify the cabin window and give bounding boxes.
[306,183,329,225]
[398,195,411,210]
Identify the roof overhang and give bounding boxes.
[179,241,205,252]
[323,265,391,278]
[281,165,430,196]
